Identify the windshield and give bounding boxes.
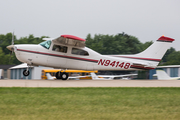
[39,40,51,49]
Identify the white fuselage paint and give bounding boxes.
[13,38,173,71]
[14,43,136,71]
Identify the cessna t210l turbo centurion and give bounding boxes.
[7,34,174,80]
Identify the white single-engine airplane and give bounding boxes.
[7,34,174,80]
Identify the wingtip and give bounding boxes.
[158,36,175,42]
[61,35,86,41]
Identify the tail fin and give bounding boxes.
[90,72,104,80]
[90,72,99,80]
[135,36,174,60]
[116,36,175,69]
[155,70,171,80]
[46,73,55,80]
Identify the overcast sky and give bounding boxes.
[1,0,180,50]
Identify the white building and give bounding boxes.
[10,63,53,79]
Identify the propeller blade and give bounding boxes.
[12,31,14,45]
[9,51,13,62]
[7,32,15,63]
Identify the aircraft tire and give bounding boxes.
[61,72,69,80]
[56,72,62,79]
[23,70,30,76]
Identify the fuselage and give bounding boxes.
[13,40,136,70]
[7,35,174,72]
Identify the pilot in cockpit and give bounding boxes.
[55,47,60,52]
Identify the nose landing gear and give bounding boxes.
[23,70,30,76]
[23,64,31,76]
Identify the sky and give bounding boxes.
[0,0,180,50]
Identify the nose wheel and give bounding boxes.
[23,64,31,76]
[23,70,30,76]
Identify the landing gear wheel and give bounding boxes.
[23,70,30,76]
[61,72,69,80]
[56,72,62,79]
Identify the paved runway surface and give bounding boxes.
[0,79,180,87]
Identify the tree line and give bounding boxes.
[0,32,179,65]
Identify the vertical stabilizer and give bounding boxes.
[90,72,99,80]
[156,70,171,80]
[46,73,55,80]
[115,36,175,69]
[135,36,174,60]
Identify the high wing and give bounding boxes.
[52,35,86,47]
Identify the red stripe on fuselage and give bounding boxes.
[130,65,155,70]
[111,56,161,62]
[17,49,98,63]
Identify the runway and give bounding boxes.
[0,79,180,87]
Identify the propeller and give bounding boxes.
[6,32,15,62]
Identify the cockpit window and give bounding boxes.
[72,48,89,56]
[39,40,51,49]
[52,45,67,53]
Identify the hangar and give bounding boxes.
[0,65,15,79]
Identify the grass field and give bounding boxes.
[0,87,180,120]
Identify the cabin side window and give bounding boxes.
[39,40,51,49]
[52,44,67,53]
[71,48,89,56]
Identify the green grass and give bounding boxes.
[0,87,180,120]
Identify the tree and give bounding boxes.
[161,47,176,63]
[162,51,180,65]
[86,33,145,55]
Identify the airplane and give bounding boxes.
[7,34,174,80]
[90,72,137,80]
[153,70,180,80]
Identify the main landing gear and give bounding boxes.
[56,71,69,80]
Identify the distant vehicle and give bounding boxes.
[7,34,174,80]
[42,69,98,80]
[153,70,180,80]
[90,72,137,80]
